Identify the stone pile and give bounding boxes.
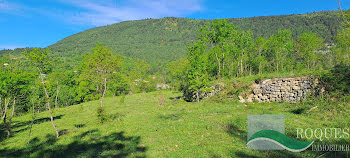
[199,83,224,99]
[186,83,224,102]
[243,76,317,103]
[156,83,170,90]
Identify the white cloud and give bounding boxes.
[0,44,24,50]
[0,0,11,10]
[0,0,203,26]
[0,0,22,12]
[60,0,202,26]
[0,0,31,17]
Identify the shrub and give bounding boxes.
[132,79,156,93]
[207,81,251,103]
[119,94,126,104]
[96,106,106,124]
[320,64,350,97]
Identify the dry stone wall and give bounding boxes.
[242,76,318,103]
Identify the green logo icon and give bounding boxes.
[247,114,313,152]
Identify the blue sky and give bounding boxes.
[0,0,349,49]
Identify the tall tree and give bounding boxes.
[266,30,294,72]
[338,1,350,28]
[199,19,237,78]
[80,44,123,108]
[335,8,350,65]
[23,48,60,137]
[166,58,189,90]
[185,40,209,102]
[253,37,268,75]
[233,30,253,76]
[295,32,324,69]
[335,27,350,65]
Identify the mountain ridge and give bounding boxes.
[1,10,342,65]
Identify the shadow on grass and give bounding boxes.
[0,115,64,142]
[74,124,85,128]
[224,123,246,140]
[0,129,147,158]
[109,112,125,121]
[0,126,6,142]
[159,114,181,121]
[169,96,182,101]
[290,108,306,114]
[158,109,185,121]
[13,114,64,133]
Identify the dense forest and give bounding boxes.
[0,11,342,69]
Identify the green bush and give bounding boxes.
[96,106,106,124]
[320,64,350,97]
[207,81,251,103]
[119,94,126,104]
[108,73,130,96]
[132,79,156,93]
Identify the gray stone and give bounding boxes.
[246,98,253,103]
[247,76,318,103]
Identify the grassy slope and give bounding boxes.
[1,91,349,157]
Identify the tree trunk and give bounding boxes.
[44,86,59,137]
[249,65,252,76]
[222,44,225,72]
[276,52,279,73]
[100,78,107,108]
[259,63,262,75]
[231,60,234,77]
[236,59,240,77]
[28,99,36,144]
[0,96,2,116]
[240,55,243,75]
[7,97,16,137]
[3,117,10,137]
[55,85,60,108]
[1,98,9,121]
[2,98,10,137]
[39,71,59,138]
[214,49,221,78]
[196,90,200,103]
[338,0,345,16]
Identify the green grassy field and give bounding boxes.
[1,90,349,157]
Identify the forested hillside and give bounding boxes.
[227,11,340,41]
[44,11,343,63]
[0,11,341,66]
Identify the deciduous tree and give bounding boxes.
[266,30,294,72]
[185,40,209,102]
[79,44,122,108]
[295,32,324,69]
[24,48,60,137]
